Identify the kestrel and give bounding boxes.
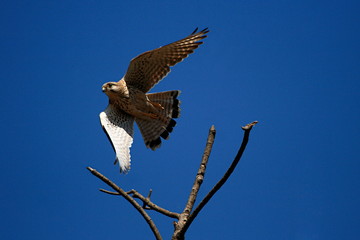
[100,28,209,173]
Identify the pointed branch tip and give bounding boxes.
[242,121,258,130]
[147,189,153,198]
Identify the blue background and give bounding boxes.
[1,1,359,239]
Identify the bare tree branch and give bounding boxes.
[172,125,216,240]
[88,121,257,240]
[183,121,258,234]
[128,189,180,219]
[86,167,163,240]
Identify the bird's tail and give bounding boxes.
[135,90,181,150]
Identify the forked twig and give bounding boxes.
[181,121,258,235]
[128,189,180,219]
[86,167,163,240]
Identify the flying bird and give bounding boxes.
[100,28,209,173]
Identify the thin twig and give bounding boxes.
[143,189,153,209]
[87,167,163,240]
[172,125,216,240]
[129,189,180,219]
[183,121,258,233]
[99,189,120,195]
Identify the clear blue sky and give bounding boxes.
[1,1,359,239]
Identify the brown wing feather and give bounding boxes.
[123,28,209,93]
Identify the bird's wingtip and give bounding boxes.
[191,27,210,35]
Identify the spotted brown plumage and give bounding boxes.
[100,28,209,173]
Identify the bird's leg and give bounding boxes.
[148,101,164,110]
[140,112,159,119]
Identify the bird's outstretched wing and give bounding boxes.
[99,105,134,173]
[123,28,209,93]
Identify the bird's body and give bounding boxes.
[100,28,209,173]
[103,80,159,121]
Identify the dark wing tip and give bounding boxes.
[191,27,199,34]
[191,27,210,35]
[201,27,210,34]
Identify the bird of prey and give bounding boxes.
[100,28,209,173]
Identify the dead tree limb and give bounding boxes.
[177,121,258,237]
[88,121,257,240]
[172,125,216,240]
[86,167,163,240]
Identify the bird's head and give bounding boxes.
[102,82,119,93]
[102,81,129,98]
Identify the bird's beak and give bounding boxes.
[102,86,106,92]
